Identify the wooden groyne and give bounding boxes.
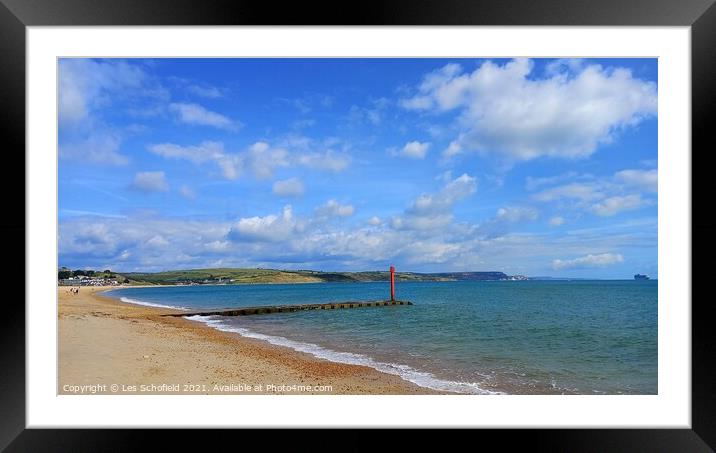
[164,300,413,318]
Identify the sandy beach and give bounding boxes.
[58,286,436,395]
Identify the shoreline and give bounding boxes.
[59,286,440,395]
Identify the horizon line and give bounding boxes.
[57,265,655,280]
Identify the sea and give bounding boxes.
[105,280,657,395]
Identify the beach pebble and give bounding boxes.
[143,355,149,359]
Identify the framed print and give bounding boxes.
[4,0,715,449]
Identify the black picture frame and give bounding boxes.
[2,0,714,450]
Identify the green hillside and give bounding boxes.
[121,268,323,285]
[61,267,518,285]
[117,268,461,285]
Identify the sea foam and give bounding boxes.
[119,296,189,311]
[185,314,500,395]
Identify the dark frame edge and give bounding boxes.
[0,1,26,452]
[0,0,715,25]
[3,0,715,450]
[692,0,716,450]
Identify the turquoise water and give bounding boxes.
[107,280,657,394]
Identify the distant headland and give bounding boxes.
[58,267,531,286]
[58,266,653,286]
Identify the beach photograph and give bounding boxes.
[58,57,658,395]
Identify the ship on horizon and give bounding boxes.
[634,274,650,280]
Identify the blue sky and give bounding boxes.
[58,58,658,278]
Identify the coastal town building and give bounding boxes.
[59,277,120,286]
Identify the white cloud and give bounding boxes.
[168,76,225,99]
[148,141,242,180]
[273,178,305,197]
[533,182,604,202]
[59,215,235,270]
[149,140,350,180]
[400,95,434,111]
[187,84,223,98]
[145,234,170,249]
[245,142,290,179]
[400,63,463,111]
[58,206,652,276]
[590,194,647,217]
[532,170,656,218]
[148,141,224,163]
[279,94,335,115]
[525,172,582,191]
[318,95,335,108]
[393,173,477,231]
[60,209,126,219]
[400,58,657,163]
[59,64,90,124]
[549,216,565,226]
[397,141,430,159]
[316,199,355,218]
[367,216,382,226]
[402,241,461,264]
[59,131,129,165]
[229,205,299,243]
[204,240,230,252]
[552,253,624,270]
[614,169,658,193]
[443,140,463,158]
[59,59,165,165]
[544,58,586,76]
[348,98,390,125]
[168,102,240,131]
[59,59,152,126]
[132,171,169,193]
[475,206,539,238]
[179,185,196,200]
[495,206,539,223]
[296,150,351,172]
[391,214,453,231]
[147,140,286,180]
[411,174,477,214]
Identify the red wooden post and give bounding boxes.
[390,266,395,301]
